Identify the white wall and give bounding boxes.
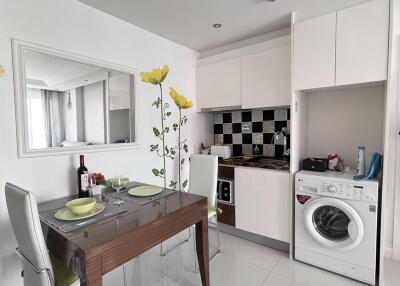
[0,0,212,285]
[383,0,400,261]
[109,109,130,143]
[76,87,85,142]
[307,85,385,168]
[63,90,78,141]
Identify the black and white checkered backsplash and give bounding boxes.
[214,108,290,159]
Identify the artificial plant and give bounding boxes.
[140,65,173,190]
[169,87,193,191]
[140,65,193,192]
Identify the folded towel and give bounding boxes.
[353,152,382,181]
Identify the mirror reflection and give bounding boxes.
[24,50,135,150]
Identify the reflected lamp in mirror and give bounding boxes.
[12,39,139,157]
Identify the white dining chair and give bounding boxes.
[188,154,221,262]
[5,183,80,286]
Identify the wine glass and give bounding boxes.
[87,175,96,197]
[112,176,127,206]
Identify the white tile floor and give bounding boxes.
[103,228,373,286]
[383,257,400,286]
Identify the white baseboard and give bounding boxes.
[384,247,393,258]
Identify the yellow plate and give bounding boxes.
[55,203,105,221]
[128,185,163,197]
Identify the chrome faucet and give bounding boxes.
[272,127,290,159]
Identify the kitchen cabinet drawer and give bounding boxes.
[217,202,235,227]
[241,44,291,108]
[293,12,336,90]
[235,168,290,242]
[197,58,241,110]
[218,165,234,179]
[336,0,389,85]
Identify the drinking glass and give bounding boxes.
[112,176,127,206]
[87,176,96,197]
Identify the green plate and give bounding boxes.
[128,185,163,197]
[55,203,105,221]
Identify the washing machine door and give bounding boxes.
[303,197,364,250]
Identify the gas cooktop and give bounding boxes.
[219,156,289,171]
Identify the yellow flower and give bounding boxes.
[0,65,4,77]
[140,64,169,85]
[169,87,193,109]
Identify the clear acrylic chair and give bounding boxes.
[159,154,221,264]
[188,154,221,266]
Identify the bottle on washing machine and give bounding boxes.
[356,146,366,176]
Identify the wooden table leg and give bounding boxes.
[80,253,102,286]
[195,212,210,286]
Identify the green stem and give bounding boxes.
[159,83,167,191]
[178,108,181,191]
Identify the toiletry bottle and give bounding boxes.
[356,146,366,176]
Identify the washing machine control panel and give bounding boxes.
[297,178,378,203]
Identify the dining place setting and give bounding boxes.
[38,176,174,233]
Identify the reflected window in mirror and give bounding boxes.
[13,40,138,157]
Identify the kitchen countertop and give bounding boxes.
[218,156,290,172]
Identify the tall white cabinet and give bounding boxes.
[293,0,389,90]
[336,0,389,86]
[293,13,337,90]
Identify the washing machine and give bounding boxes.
[294,170,380,285]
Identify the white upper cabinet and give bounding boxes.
[241,44,291,108]
[293,12,336,90]
[109,73,131,110]
[336,0,389,85]
[293,0,389,90]
[197,58,241,110]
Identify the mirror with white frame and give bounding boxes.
[12,40,139,157]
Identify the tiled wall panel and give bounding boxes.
[214,108,290,158]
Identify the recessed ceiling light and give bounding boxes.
[212,23,222,29]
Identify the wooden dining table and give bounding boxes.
[38,190,210,286]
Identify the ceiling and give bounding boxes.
[24,50,118,91]
[25,50,100,88]
[78,0,370,52]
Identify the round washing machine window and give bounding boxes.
[312,206,350,241]
[303,197,364,250]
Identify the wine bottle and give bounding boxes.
[77,155,89,197]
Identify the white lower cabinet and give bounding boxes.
[235,167,290,242]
